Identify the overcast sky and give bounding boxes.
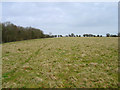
[2,2,118,36]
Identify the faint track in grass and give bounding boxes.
[2,43,48,82]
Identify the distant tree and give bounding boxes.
[106,33,110,37]
[86,34,89,37]
[79,35,81,37]
[97,35,99,37]
[54,35,57,37]
[69,34,71,37]
[100,35,102,37]
[110,34,117,37]
[71,33,75,37]
[83,34,86,37]
[60,35,63,37]
[65,35,68,37]
[89,34,91,37]
[76,35,78,37]
[93,35,96,37]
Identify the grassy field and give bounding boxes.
[2,37,118,88]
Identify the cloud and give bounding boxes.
[2,2,118,35]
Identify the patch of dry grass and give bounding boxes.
[2,37,118,88]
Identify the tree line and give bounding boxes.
[56,33,119,37]
[1,22,119,43]
[1,22,53,43]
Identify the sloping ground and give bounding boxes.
[2,37,118,88]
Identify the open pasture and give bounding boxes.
[2,37,118,88]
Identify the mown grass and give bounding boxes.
[2,37,118,88]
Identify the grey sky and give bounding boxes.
[2,2,118,35]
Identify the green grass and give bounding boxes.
[2,37,118,88]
